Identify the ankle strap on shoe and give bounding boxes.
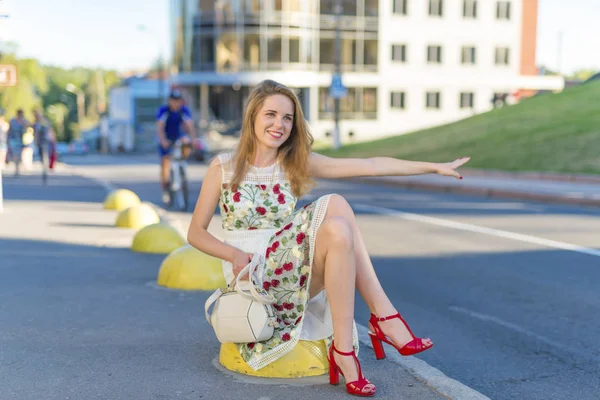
[332,343,356,356]
[371,312,401,322]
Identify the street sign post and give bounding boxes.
[0,64,17,87]
[329,73,347,99]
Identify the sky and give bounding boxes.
[1,0,599,74]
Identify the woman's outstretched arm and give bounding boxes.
[308,152,470,180]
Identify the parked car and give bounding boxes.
[68,140,89,155]
[55,142,70,156]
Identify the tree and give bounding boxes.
[568,69,598,81]
[0,53,47,120]
[0,50,121,142]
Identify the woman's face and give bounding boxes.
[253,94,294,151]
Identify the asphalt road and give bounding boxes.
[61,154,600,400]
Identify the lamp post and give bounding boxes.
[66,83,85,124]
[333,0,342,150]
[137,25,167,103]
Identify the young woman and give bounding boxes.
[188,80,469,397]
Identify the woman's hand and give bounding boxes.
[231,249,254,280]
[435,157,471,179]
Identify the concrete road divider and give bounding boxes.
[103,189,140,211]
[115,203,160,230]
[219,340,328,378]
[157,244,226,290]
[132,223,187,254]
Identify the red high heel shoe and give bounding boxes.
[368,312,433,359]
[328,341,376,397]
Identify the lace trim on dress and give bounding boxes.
[217,152,287,185]
[246,194,333,371]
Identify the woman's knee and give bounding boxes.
[327,194,355,219]
[321,216,354,250]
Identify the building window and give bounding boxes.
[363,88,378,114]
[319,87,378,120]
[495,47,510,65]
[392,44,407,62]
[242,0,261,14]
[393,0,408,15]
[429,0,443,16]
[496,1,511,20]
[268,37,282,64]
[320,0,358,16]
[243,34,260,69]
[391,92,406,109]
[341,38,358,66]
[461,46,476,64]
[460,92,474,108]
[463,0,477,18]
[216,32,240,72]
[194,35,215,71]
[320,38,335,65]
[427,45,442,63]
[426,92,441,109]
[289,37,300,63]
[365,0,379,16]
[364,40,378,66]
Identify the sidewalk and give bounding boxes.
[0,168,460,400]
[354,169,600,208]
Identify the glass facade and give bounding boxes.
[172,0,378,73]
[171,0,380,122]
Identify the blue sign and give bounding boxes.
[329,74,347,99]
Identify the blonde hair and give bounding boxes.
[230,79,314,197]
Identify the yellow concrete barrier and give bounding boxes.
[219,340,328,378]
[157,244,226,290]
[115,203,160,230]
[131,223,186,254]
[104,189,141,211]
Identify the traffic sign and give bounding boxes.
[329,73,347,99]
[0,64,17,87]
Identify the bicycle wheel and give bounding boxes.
[179,165,189,211]
[166,168,175,208]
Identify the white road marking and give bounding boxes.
[353,204,600,258]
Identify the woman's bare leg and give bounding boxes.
[312,216,373,390]
[315,195,432,349]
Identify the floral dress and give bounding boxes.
[216,153,358,371]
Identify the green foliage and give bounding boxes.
[0,51,121,141]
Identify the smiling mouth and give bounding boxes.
[268,131,283,139]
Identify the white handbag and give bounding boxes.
[204,254,278,343]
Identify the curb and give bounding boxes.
[348,176,600,208]
[461,168,600,184]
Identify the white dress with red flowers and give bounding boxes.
[216,153,358,371]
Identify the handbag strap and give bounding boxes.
[204,253,276,326]
[235,253,276,305]
[205,288,224,326]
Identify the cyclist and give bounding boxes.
[156,90,196,203]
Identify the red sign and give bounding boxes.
[0,65,17,87]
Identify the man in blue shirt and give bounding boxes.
[156,90,196,202]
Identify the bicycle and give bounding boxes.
[164,138,190,211]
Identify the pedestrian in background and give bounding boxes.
[0,109,9,171]
[8,109,29,176]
